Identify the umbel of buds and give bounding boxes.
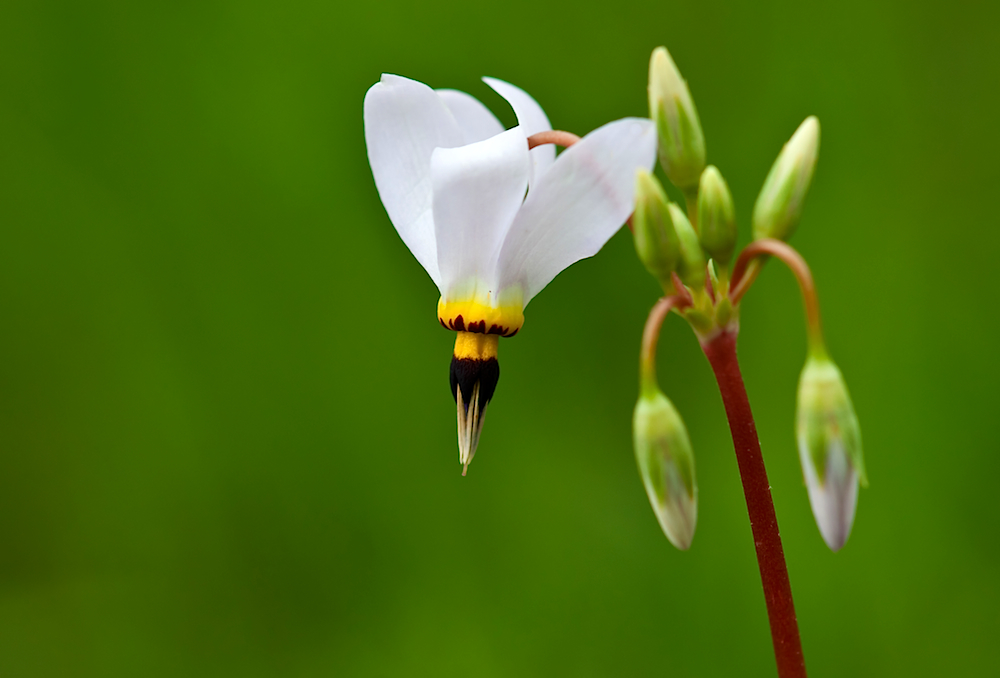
[634,45,866,557]
[628,43,865,674]
[634,386,698,550]
[648,46,705,194]
[796,352,867,551]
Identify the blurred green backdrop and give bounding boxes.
[1,0,997,676]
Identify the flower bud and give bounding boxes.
[633,388,698,550]
[668,203,705,289]
[648,46,706,192]
[632,169,680,289]
[752,116,820,242]
[796,354,867,551]
[697,166,737,266]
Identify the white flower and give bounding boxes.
[364,73,657,473]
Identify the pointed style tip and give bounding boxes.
[452,345,499,476]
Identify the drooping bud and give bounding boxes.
[796,353,867,551]
[633,388,698,550]
[752,116,820,242]
[632,169,680,290]
[697,166,737,266]
[648,46,706,193]
[668,203,705,289]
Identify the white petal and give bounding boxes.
[436,89,504,144]
[364,74,466,287]
[483,77,555,187]
[496,118,657,305]
[432,127,530,301]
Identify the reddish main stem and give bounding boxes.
[702,330,807,678]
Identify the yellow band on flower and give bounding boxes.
[453,331,499,361]
[438,297,524,337]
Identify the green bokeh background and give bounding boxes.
[1,1,997,676]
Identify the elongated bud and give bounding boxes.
[634,388,698,550]
[632,169,680,289]
[697,166,737,266]
[752,116,820,242]
[648,46,706,192]
[668,203,705,288]
[796,354,867,551]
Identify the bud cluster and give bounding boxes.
[631,46,865,552]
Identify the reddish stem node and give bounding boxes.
[702,331,807,678]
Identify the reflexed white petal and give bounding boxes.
[483,77,555,187]
[432,127,530,300]
[364,74,465,287]
[496,118,657,305]
[436,89,504,144]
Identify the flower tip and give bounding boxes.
[799,115,820,138]
[456,382,487,475]
[634,166,657,192]
[672,521,696,551]
[452,334,499,476]
[662,495,697,551]
[801,444,859,551]
[788,116,820,164]
[649,46,680,85]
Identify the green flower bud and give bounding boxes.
[752,116,820,242]
[633,388,698,550]
[648,46,706,192]
[668,203,705,289]
[697,166,737,266]
[796,354,866,551]
[632,169,680,289]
